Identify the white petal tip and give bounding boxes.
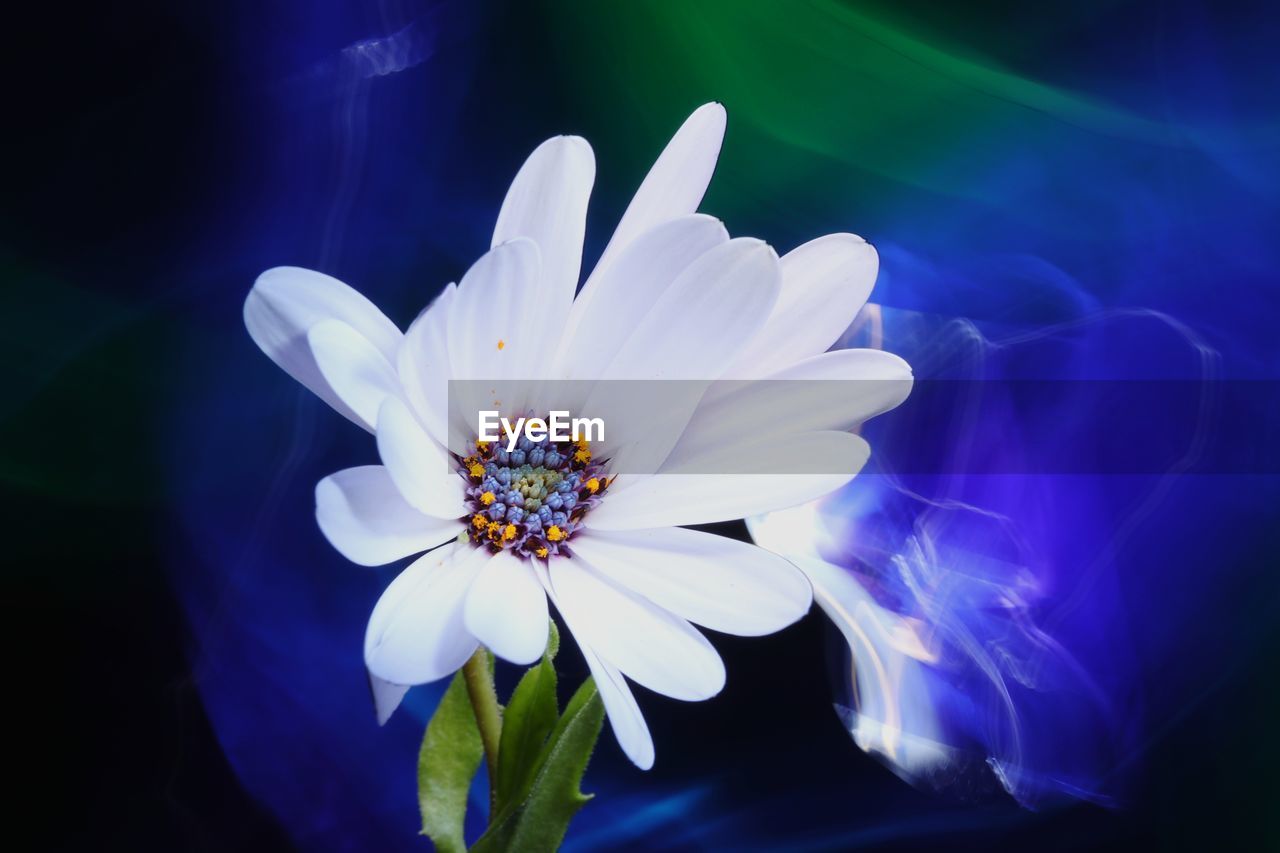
[248,265,306,296]
[692,101,727,125]
[490,641,546,667]
[732,237,780,264]
[464,608,548,666]
[630,751,656,771]
[369,673,412,725]
[531,134,596,167]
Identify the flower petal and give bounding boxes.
[558,214,729,379]
[580,103,726,299]
[376,397,467,519]
[570,527,812,636]
[463,550,549,665]
[448,238,544,377]
[446,238,545,427]
[364,544,485,686]
[308,319,402,431]
[579,642,656,770]
[244,266,401,429]
[599,237,780,380]
[548,556,725,701]
[669,349,913,466]
[492,136,595,329]
[536,568,656,770]
[580,238,781,468]
[315,466,463,567]
[398,283,455,446]
[586,432,871,530]
[368,673,412,726]
[725,233,879,377]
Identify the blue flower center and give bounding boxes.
[458,428,609,560]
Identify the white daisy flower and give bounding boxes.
[244,104,911,769]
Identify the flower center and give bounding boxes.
[459,427,609,560]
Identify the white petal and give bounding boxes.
[448,238,544,381]
[578,642,655,770]
[587,432,871,530]
[398,283,455,446]
[579,238,781,469]
[369,672,412,725]
[669,349,913,465]
[557,214,729,379]
[570,527,812,636]
[315,466,463,567]
[599,238,780,380]
[537,570,656,770]
[725,234,879,377]
[463,550,549,665]
[308,319,402,431]
[549,556,725,701]
[445,239,545,436]
[492,136,595,335]
[375,397,467,519]
[364,544,485,686]
[244,266,401,429]
[579,103,726,303]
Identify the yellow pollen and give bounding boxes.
[502,523,517,542]
[476,441,490,453]
[480,491,495,506]
[546,525,564,542]
[468,462,485,478]
[497,339,505,350]
[573,448,591,464]
[535,546,549,558]
[486,521,500,537]
[472,514,488,530]
[585,477,600,494]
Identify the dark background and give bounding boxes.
[5,1,1279,849]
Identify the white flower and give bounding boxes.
[245,104,911,769]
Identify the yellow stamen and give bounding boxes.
[472,514,488,530]
[497,339,505,350]
[546,525,564,542]
[585,477,600,494]
[480,491,495,506]
[534,546,548,558]
[468,461,485,479]
[476,440,490,453]
[502,523,517,542]
[573,448,591,464]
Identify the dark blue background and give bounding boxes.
[6,1,1279,849]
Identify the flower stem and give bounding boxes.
[462,648,502,819]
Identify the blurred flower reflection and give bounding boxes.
[751,301,1219,808]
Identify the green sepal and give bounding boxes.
[470,677,605,853]
[417,668,486,853]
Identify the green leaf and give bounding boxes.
[493,623,561,814]
[470,677,605,853]
[418,670,485,853]
[545,619,560,660]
